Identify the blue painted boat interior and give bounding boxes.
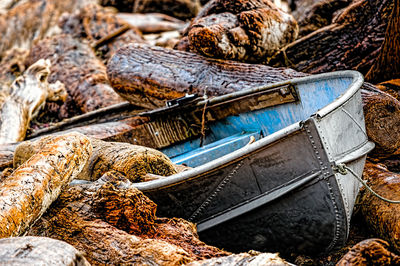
[161,77,353,167]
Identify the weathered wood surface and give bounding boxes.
[117,13,185,33]
[0,47,29,92]
[61,4,144,61]
[269,0,394,75]
[15,137,177,182]
[107,44,306,108]
[99,0,201,20]
[25,34,125,121]
[0,236,90,265]
[179,0,298,62]
[337,238,400,265]
[365,0,400,84]
[28,173,229,265]
[359,162,400,253]
[0,0,97,58]
[0,59,67,144]
[0,132,91,238]
[294,0,351,37]
[362,84,400,157]
[186,251,290,265]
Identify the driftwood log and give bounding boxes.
[187,251,290,265]
[178,0,298,62]
[28,172,229,265]
[117,13,185,33]
[0,59,67,144]
[269,0,394,76]
[337,238,400,265]
[107,44,306,108]
[361,84,400,157]
[0,0,97,58]
[365,0,400,84]
[0,47,29,92]
[25,34,125,121]
[99,0,201,20]
[0,236,90,265]
[0,132,92,238]
[359,162,400,253]
[14,137,177,182]
[293,0,352,37]
[60,4,144,61]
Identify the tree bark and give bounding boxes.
[25,34,125,121]
[361,84,400,157]
[107,44,306,108]
[269,0,394,76]
[337,238,400,265]
[14,137,177,182]
[186,251,290,265]
[28,173,229,265]
[0,236,90,265]
[365,0,400,83]
[359,162,400,253]
[181,0,298,62]
[60,4,145,62]
[0,0,97,58]
[0,59,67,144]
[0,132,92,238]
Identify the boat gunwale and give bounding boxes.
[134,70,364,191]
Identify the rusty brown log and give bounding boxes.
[365,0,400,83]
[337,238,400,265]
[0,132,92,238]
[0,59,67,144]
[359,162,400,253]
[60,4,144,61]
[178,0,298,62]
[14,137,177,182]
[28,173,229,265]
[0,0,97,58]
[107,44,306,108]
[25,34,125,121]
[0,236,90,265]
[361,85,400,157]
[269,0,394,75]
[294,0,352,37]
[99,0,201,20]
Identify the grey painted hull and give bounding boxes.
[134,71,373,255]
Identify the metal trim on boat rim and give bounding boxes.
[134,71,364,192]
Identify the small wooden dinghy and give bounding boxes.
[132,71,374,255]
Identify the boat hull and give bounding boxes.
[136,71,373,255]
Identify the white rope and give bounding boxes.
[335,163,400,204]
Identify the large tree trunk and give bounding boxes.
[269,0,394,76]
[0,132,91,238]
[0,236,90,265]
[25,34,125,121]
[28,173,229,265]
[359,162,400,253]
